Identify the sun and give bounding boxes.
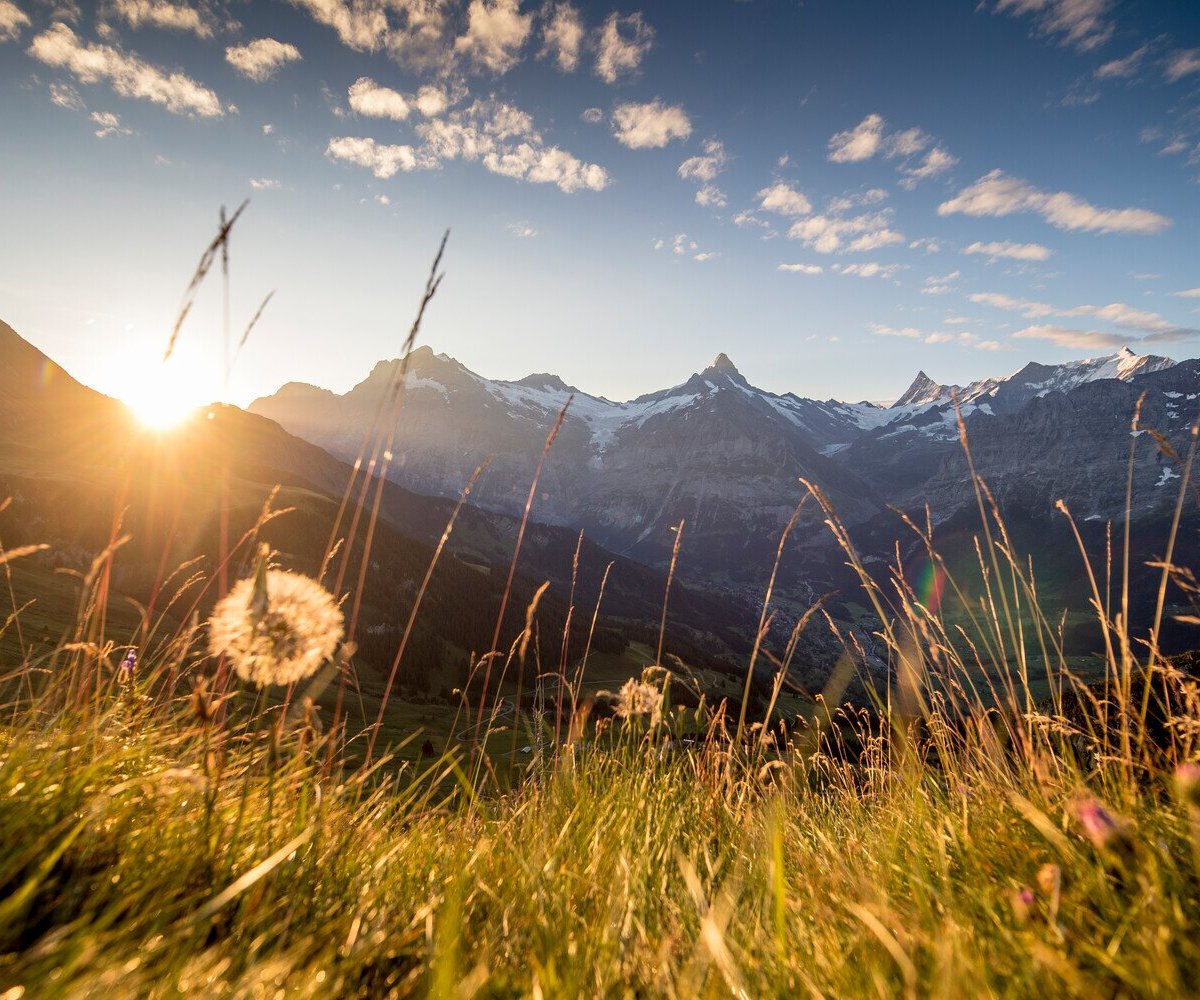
[123,380,202,430]
[103,346,220,431]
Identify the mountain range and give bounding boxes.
[249,344,1194,576]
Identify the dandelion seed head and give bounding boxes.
[208,570,343,686]
[613,677,663,726]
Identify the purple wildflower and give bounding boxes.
[1070,795,1133,854]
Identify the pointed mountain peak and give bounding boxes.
[1116,345,1137,359]
[707,352,740,376]
[893,370,949,408]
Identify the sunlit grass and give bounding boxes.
[1,226,1198,997]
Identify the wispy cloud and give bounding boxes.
[788,210,903,254]
[538,1,583,71]
[109,0,217,38]
[454,0,531,74]
[971,291,1197,338]
[827,112,956,186]
[28,22,226,117]
[756,181,811,217]
[611,99,691,148]
[326,136,418,178]
[226,38,302,81]
[91,110,131,137]
[250,177,280,190]
[678,139,728,183]
[777,263,822,274]
[939,169,1170,234]
[594,11,653,83]
[347,77,410,120]
[835,262,904,279]
[330,98,609,193]
[993,0,1113,52]
[827,113,886,163]
[0,0,31,41]
[1011,325,1126,349]
[1095,44,1148,79]
[963,240,1053,262]
[1173,288,1200,299]
[49,80,84,110]
[1166,49,1200,83]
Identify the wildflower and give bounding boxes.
[119,649,137,684]
[1009,886,1036,924]
[208,569,343,687]
[1174,763,1200,806]
[1069,795,1134,855]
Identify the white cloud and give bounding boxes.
[898,146,957,188]
[508,220,537,237]
[226,38,302,81]
[672,234,695,255]
[250,177,280,190]
[91,110,131,137]
[28,22,225,117]
[49,80,84,109]
[327,136,419,178]
[787,210,902,255]
[922,270,960,295]
[778,263,822,274]
[828,112,956,186]
[870,324,979,346]
[939,169,1170,234]
[733,210,774,233]
[611,99,691,149]
[694,251,718,262]
[827,188,887,213]
[1166,49,1200,83]
[580,106,602,124]
[993,0,1113,52]
[539,1,582,71]
[594,11,652,83]
[415,83,457,116]
[454,0,531,73]
[678,138,728,183]
[963,240,1053,262]
[375,193,391,205]
[1173,288,1200,299]
[1095,44,1147,79]
[1012,325,1126,349]
[827,113,885,163]
[262,122,274,134]
[695,184,726,208]
[757,181,812,217]
[971,291,1195,336]
[846,228,905,253]
[289,0,455,71]
[380,98,609,192]
[109,0,215,38]
[885,126,931,158]
[0,0,30,41]
[835,262,904,278]
[347,76,410,120]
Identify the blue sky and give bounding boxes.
[1,0,1198,414]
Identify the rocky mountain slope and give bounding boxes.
[250,345,1194,578]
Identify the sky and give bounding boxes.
[1,0,1199,417]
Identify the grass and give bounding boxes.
[2,229,1199,997]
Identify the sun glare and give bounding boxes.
[106,349,219,431]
